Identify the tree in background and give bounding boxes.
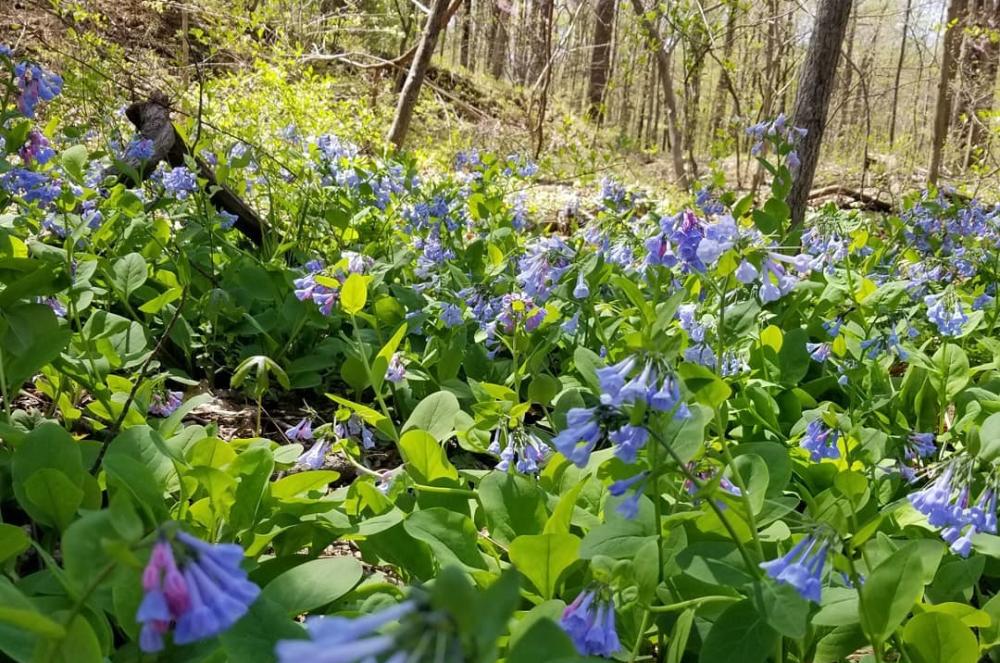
[787,0,853,227]
[586,0,617,121]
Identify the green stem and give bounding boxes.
[411,483,477,498]
[351,315,399,441]
[629,608,651,662]
[647,595,740,613]
[0,346,11,419]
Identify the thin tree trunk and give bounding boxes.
[929,0,970,184]
[586,0,617,121]
[387,0,452,149]
[889,0,913,145]
[460,0,473,69]
[787,0,853,228]
[707,0,739,142]
[628,0,689,189]
[488,0,509,79]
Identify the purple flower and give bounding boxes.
[735,259,759,284]
[925,294,968,336]
[800,419,839,462]
[609,424,649,464]
[162,167,198,200]
[276,600,417,662]
[440,303,463,327]
[552,407,602,467]
[285,418,313,441]
[609,472,648,519]
[218,210,238,229]
[385,353,406,384]
[807,342,831,362]
[125,137,155,161]
[296,440,330,470]
[14,62,62,118]
[560,590,621,657]
[573,272,590,299]
[138,533,259,652]
[907,432,936,460]
[760,535,828,602]
[149,389,183,417]
[18,130,55,165]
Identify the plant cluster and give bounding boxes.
[2,47,1000,663]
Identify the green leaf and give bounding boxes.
[262,557,363,614]
[112,253,148,298]
[478,472,547,544]
[0,607,65,639]
[901,612,978,663]
[932,343,969,404]
[677,363,731,408]
[777,328,810,385]
[0,303,71,389]
[977,412,1000,462]
[579,519,654,560]
[229,447,274,533]
[860,542,925,642]
[372,322,407,394]
[11,424,85,528]
[221,596,306,663]
[60,145,89,181]
[0,524,29,565]
[544,477,588,535]
[398,429,459,484]
[37,614,101,663]
[750,579,809,638]
[509,533,580,599]
[402,391,461,442]
[271,471,340,499]
[138,286,182,314]
[23,469,83,531]
[507,617,578,663]
[403,508,487,570]
[699,599,778,663]
[814,624,867,663]
[103,453,169,521]
[665,609,694,663]
[340,273,368,314]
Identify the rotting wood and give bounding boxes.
[119,91,265,246]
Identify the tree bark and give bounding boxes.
[889,0,913,146]
[387,0,452,149]
[707,0,738,142]
[487,0,509,79]
[929,0,970,184]
[459,0,474,69]
[628,0,689,189]
[787,0,853,228]
[586,0,617,121]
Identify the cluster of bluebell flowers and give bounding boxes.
[909,459,998,557]
[137,531,259,652]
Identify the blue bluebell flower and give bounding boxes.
[906,433,936,460]
[138,532,259,652]
[735,259,759,284]
[609,472,648,519]
[162,166,198,199]
[440,303,463,327]
[218,210,238,229]
[609,424,649,463]
[925,294,968,336]
[286,418,313,441]
[149,389,183,417]
[573,272,590,298]
[552,407,602,467]
[296,439,330,470]
[760,535,828,602]
[276,600,419,663]
[800,419,839,461]
[560,590,621,657]
[807,342,831,362]
[126,137,155,161]
[385,353,406,383]
[14,62,62,118]
[562,311,580,335]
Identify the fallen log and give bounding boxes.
[807,184,893,213]
[119,91,265,246]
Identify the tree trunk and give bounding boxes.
[487,0,509,79]
[956,1,1000,168]
[889,0,914,145]
[586,0,617,121]
[787,0,853,228]
[707,0,739,142]
[387,0,452,149]
[929,0,970,184]
[836,6,857,136]
[460,0,473,69]
[628,0,689,189]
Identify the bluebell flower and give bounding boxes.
[596,357,636,405]
[906,432,936,460]
[18,130,54,165]
[800,419,839,461]
[560,590,621,657]
[573,272,590,298]
[823,318,843,338]
[440,303,463,327]
[149,389,183,417]
[609,424,649,463]
[125,137,155,161]
[787,150,801,173]
[385,353,406,384]
[276,600,417,663]
[138,532,259,652]
[609,472,648,519]
[14,62,62,118]
[552,407,602,467]
[760,535,828,602]
[218,210,238,229]
[562,311,580,335]
[296,440,330,470]
[286,418,313,441]
[735,259,759,284]
[162,167,198,199]
[925,294,968,336]
[807,342,831,362]
[973,293,994,311]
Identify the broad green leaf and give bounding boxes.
[262,557,363,614]
[403,508,487,570]
[340,272,368,314]
[398,429,459,484]
[901,612,978,663]
[0,525,29,564]
[860,542,925,642]
[665,609,694,663]
[509,533,580,599]
[507,617,578,663]
[699,599,778,663]
[23,469,84,531]
[113,253,148,298]
[0,303,71,388]
[60,145,89,181]
[271,471,340,499]
[220,596,306,663]
[402,391,461,442]
[478,472,547,544]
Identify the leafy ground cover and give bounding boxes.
[2,47,1000,663]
